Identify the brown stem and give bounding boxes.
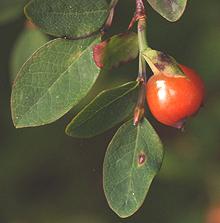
[133,0,148,126]
[102,0,119,33]
[133,80,146,126]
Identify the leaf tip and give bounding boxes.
[11,117,23,129]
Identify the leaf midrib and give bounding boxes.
[125,125,140,204]
[39,9,108,17]
[115,124,140,215]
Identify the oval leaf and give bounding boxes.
[24,0,109,38]
[11,36,100,128]
[66,81,139,138]
[93,32,138,69]
[10,25,49,82]
[103,118,164,218]
[147,0,188,22]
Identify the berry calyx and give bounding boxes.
[146,64,205,128]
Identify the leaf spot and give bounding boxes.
[138,152,147,166]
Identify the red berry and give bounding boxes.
[146,64,205,128]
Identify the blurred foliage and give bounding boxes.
[0,0,28,25]
[0,0,220,222]
[10,23,48,82]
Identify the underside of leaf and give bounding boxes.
[147,0,188,22]
[66,81,139,138]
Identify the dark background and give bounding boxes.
[0,0,220,222]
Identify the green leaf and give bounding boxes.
[66,81,139,138]
[25,0,109,38]
[93,32,138,69]
[142,48,185,76]
[0,0,28,25]
[103,118,164,218]
[147,0,187,22]
[10,26,49,82]
[11,36,100,128]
